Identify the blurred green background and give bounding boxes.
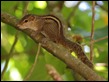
[1,1,108,81]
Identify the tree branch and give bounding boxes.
[1,31,19,79]
[24,43,41,81]
[67,1,81,22]
[90,36,108,44]
[95,2,108,12]
[90,1,95,62]
[46,1,64,12]
[1,11,106,81]
[22,1,29,16]
[67,1,81,28]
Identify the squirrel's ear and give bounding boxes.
[29,15,35,20]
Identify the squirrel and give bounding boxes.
[17,14,93,68]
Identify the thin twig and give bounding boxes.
[24,43,41,81]
[46,1,50,11]
[82,36,108,46]
[90,36,108,44]
[1,1,29,78]
[67,1,81,25]
[58,1,64,12]
[23,1,29,16]
[95,2,108,12]
[90,1,95,62]
[46,1,64,12]
[1,32,19,79]
[13,2,20,12]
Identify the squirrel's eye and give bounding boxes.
[24,19,28,22]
